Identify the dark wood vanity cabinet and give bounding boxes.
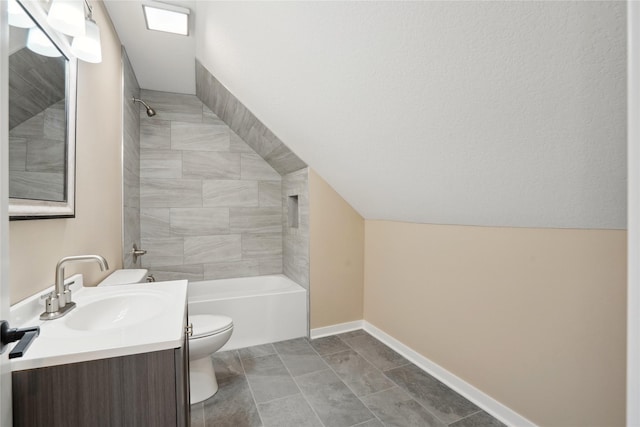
[12,344,190,427]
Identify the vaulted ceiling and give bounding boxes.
[104,1,626,229]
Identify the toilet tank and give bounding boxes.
[98,269,148,286]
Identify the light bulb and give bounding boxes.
[8,0,35,28]
[71,18,102,63]
[26,26,62,58]
[47,0,85,37]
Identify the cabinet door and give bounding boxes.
[13,350,180,427]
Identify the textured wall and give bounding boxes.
[195,1,626,229]
[364,221,626,427]
[122,47,141,269]
[10,1,124,303]
[139,89,284,282]
[309,169,364,328]
[282,168,309,290]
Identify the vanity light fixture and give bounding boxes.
[26,26,62,58]
[47,0,86,37]
[8,0,35,28]
[71,1,102,63]
[142,2,190,36]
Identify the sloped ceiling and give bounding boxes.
[106,1,627,229]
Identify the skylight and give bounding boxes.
[142,3,189,36]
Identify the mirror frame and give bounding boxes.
[8,0,77,220]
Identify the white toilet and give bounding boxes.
[97,269,233,404]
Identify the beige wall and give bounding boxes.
[364,220,626,427]
[9,2,123,304]
[309,169,364,329]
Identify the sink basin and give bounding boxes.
[65,293,165,331]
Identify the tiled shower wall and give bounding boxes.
[139,90,284,282]
[283,168,310,290]
[9,100,65,201]
[122,47,141,269]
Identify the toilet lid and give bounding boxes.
[190,314,233,338]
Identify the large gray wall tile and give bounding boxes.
[241,153,281,180]
[136,90,285,281]
[183,151,240,180]
[148,264,204,282]
[140,149,182,178]
[141,208,171,238]
[259,181,282,207]
[203,180,259,207]
[171,121,230,151]
[242,233,283,259]
[204,260,260,280]
[195,60,307,175]
[140,237,184,267]
[9,137,26,171]
[231,208,282,233]
[184,235,241,264]
[141,178,202,207]
[141,119,170,149]
[170,208,229,235]
[140,89,203,123]
[259,257,283,275]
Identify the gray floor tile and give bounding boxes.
[384,364,480,424]
[202,372,262,427]
[342,333,409,371]
[190,402,205,427]
[449,411,507,427]
[309,335,351,355]
[212,350,244,380]
[323,349,395,397]
[242,354,300,403]
[239,343,277,360]
[274,338,328,377]
[335,329,367,341]
[258,394,322,427]
[351,419,384,427]
[361,387,447,427]
[296,369,375,427]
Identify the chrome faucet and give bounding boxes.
[40,255,109,320]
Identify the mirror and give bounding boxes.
[7,0,77,219]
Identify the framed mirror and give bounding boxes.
[7,0,77,219]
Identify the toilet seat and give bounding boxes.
[190,314,233,339]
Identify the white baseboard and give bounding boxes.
[310,320,364,339]
[362,321,537,427]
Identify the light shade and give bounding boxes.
[142,4,189,36]
[47,0,85,37]
[71,18,102,63]
[26,27,62,58]
[8,0,35,29]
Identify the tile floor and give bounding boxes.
[190,330,506,427]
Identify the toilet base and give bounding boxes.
[189,356,219,404]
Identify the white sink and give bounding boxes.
[9,277,188,371]
[65,293,165,331]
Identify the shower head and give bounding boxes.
[132,97,156,117]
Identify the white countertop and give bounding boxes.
[9,275,188,371]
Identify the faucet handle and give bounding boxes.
[41,293,60,315]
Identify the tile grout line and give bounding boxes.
[447,409,484,426]
[273,345,328,427]
[338,331,452,427]
[308,336,383,427]
[237,350,266,427]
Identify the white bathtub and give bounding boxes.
[188,274,307,351]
